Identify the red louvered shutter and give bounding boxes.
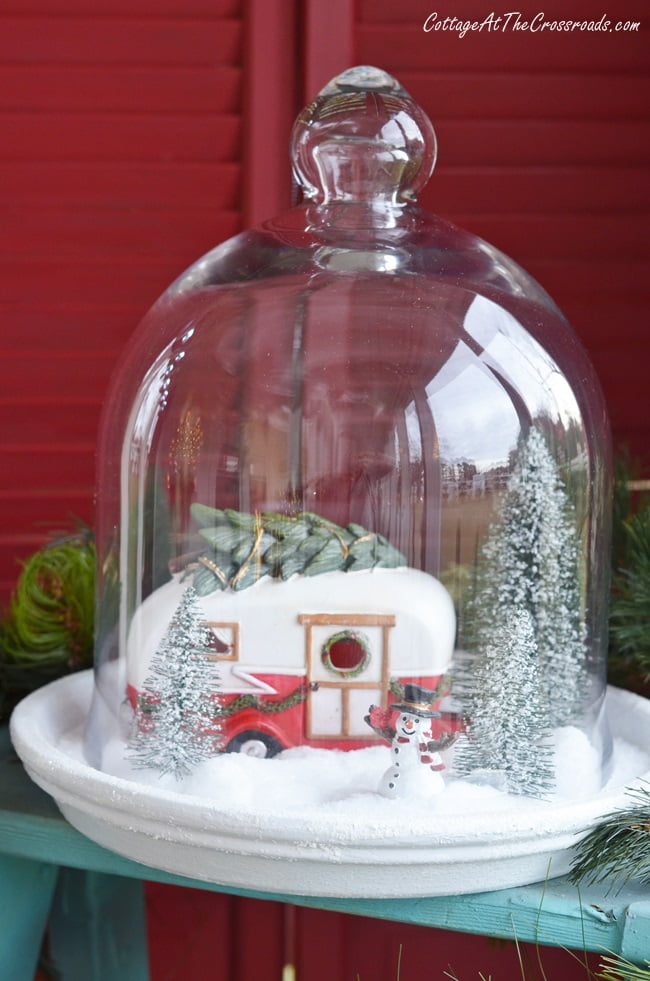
[0,1,253,600]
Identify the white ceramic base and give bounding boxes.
[9,671,650,898]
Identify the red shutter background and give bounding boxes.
[0,0,247,599]
[2,1,647,978]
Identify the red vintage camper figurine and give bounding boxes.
[125,509,457,772]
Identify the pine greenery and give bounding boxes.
[570,782,650,893]
[0,526,95,720]
[127,585,223,778]
[609,508,650,685]
[596,955,650,981]
[607,454,650,697]
[187,505,406,596]
[1,528,94,669]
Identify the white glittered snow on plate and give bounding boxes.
[10,670,650,897]
[85,723,641,822]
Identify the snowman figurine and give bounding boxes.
[365,684,458,800]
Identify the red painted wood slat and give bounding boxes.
[295,905,346,978]
[242,0,299,225]
[145,885,238,981]
[521,258,649,299]
[453,216,649,263]
[0,401,103,445]
[3,208,240,262]
[1,259,188,308]
[0,17,243,66]
[0,354,116,400]
[0,447,95,492]
[0,162,241,208]
[3,113,241,163]
[397,72,650,121]
[564,300,649,344]
[303,0,355,99]
[0,309,151,351]
[434,119,650,167]
[0,492,95,530]
[421,167,650,216]
[2,0,240,13]
[233,898,286,979]
[0,65,242,114]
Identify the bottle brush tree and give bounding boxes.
[127,584,224,779]
[454,427,588,794]
[454,607,555,797]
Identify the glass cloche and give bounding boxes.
[88,65,613,810]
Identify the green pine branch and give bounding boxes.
[609,509,650,684]
[608,451,650,696]
[569,782,650,892]
[0,526,95,719]
[596,954,650,981]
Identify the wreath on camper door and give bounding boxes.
[321,630,371,678]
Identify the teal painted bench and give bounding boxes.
[1,726,648,980]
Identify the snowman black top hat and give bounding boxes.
[390,683,441,718]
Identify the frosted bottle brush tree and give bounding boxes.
[127,585,224,779]
[454,427,588,795]
[454,607,555,797]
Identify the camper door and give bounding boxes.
[298,613,394,741]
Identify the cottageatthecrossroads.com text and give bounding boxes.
[423,11,641,36]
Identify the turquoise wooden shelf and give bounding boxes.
[1,725,648,980]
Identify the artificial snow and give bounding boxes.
[56,715,650,835]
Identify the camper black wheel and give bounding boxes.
[226,730,284,759]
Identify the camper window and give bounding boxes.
[321,630,371,677]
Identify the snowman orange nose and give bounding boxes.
[405,720,414,729]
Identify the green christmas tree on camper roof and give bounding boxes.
[185,505,406,596]
[127,584,223,779]
[453,427,588,796]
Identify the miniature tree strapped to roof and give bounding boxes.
[186,505,407,596]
